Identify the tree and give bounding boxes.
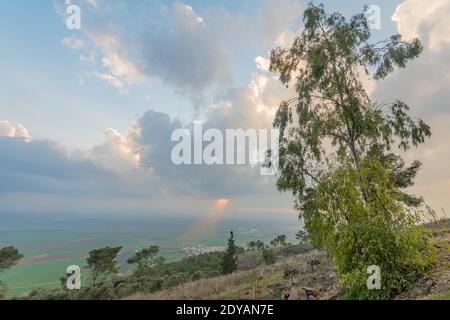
[255,240,265,251]
[221,231,238,274]
[0,246,23,272]
[270,235,287,247]
[262,247,276,265]
[127,245,160,273]
[269,3,435,299]
[295,229,309,246]
[0,246,23,298]
[247,241,257,250]
[86,246,122,287]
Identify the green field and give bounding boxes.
[0,212,299,297]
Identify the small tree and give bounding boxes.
[270,235,287,247]
[0,246,23,272]
[255,240,265,251]
[127,245,160,274]
[295,230,309,246]
[247,241,257,250]
[0,246,23,298]
[86,246,122,287]
[262,247,276,265]
[221,231,238,274]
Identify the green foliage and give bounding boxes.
[304,159,436,298]
[0,246,23,298]
[247,240,265,251]
[221,231,238,274]
[127,245,159,268]
[0,281,6,299]
[270,235,287,247]
[262,247,276,265]
[127,245,164,277]
[295,229,309,246]
[269,3,436,299]
[0,246,23,272]
[86,246,122,287]
[22,239,312,300]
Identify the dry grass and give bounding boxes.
[127,250,330,300]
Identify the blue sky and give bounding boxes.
[0,0,449,218]
[0,0,402,149]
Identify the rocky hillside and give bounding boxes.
[129,219,450,300]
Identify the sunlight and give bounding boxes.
[178,198,231,241]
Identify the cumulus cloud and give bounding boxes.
[59,0,302,99]
[134,56,294,197]
[0,119,30,140]
[89,32,143,92]
[0,136,107,194]
[393,0,450,52]
[139,1,231,99]
[90,127,140,173]
[135,109,274,198]
[372,0,450,216]
[255,56,271,72]
[32,1,296,206]
[0,122,155,202]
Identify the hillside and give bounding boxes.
[129,219,450,300]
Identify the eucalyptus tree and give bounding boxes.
[269,4,435,299]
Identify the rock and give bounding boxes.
[287,287,307,300]
[425,279,435,290]
[302,286,320,297]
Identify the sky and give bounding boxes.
[0,0,449,219]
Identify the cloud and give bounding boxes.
[392,0,450,52]
[61,37,85,50]
[134,56,294,197]
[58,0,302,99]
[89,32,143,92]
[139,1,231,99]
[0,122,157,204]
[372,0,450,216]
[205,0,301,50]
[0,136,106,194]
[258,0,302,47]
[37,1,299,207]
[0,119,30,140]
[255,56,271,72]
[90,127,140,173]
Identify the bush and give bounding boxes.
[262,248,276,265]
[304,160,436,299]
